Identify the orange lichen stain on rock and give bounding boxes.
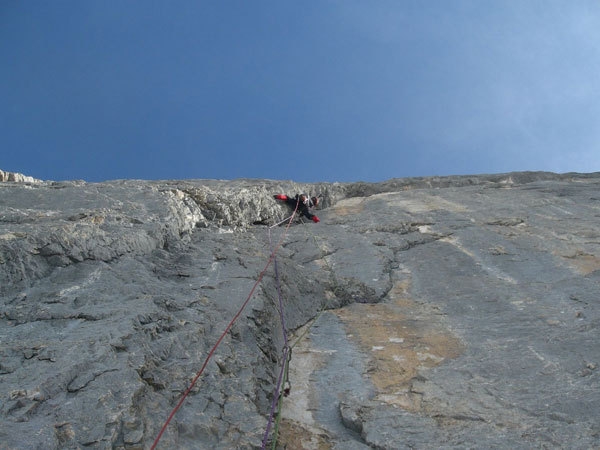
[559,249,600,275]
[331,197,365,216]
[276,420,331,450]
[334,279,463,411]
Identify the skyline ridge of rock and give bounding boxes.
[0,169,42,183]
[2,166,600,186]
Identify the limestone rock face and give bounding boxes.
[0,169,42,183]
[1,172,599,449]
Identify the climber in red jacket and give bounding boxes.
[273,193,320,223]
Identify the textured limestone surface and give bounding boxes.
[1,172,599,449]
[0,170,42,183]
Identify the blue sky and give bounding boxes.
[2,1,599,183]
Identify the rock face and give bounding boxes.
[1,172,599,449]
[0,169,42,183]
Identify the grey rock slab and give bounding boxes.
[1,172,600,449]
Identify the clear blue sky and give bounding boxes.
[2,1,599,183]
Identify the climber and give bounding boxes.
[273,193,320,223]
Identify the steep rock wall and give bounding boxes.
[1,172,599,449]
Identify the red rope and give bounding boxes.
[151,202,299,450]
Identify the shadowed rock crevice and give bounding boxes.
[2,171,600,449]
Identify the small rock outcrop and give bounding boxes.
[0,169,42,183]
[1,172,599,449]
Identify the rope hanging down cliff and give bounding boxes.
[261,221,293,449]
[150,201,300,450]
[261,212,343,449]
